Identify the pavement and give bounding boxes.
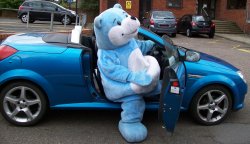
[215,33,250,46]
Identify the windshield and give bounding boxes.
[152,11,175,19]
[52,2,67,10]
[192,16,209,22]
[162,35,179,66]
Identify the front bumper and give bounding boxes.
[233,81,248,110]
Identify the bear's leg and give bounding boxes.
[118,96,147,143]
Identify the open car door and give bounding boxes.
[159,61,186,133]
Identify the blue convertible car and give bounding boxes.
[0,28,247,133]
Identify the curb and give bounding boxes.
[215,33,250,46]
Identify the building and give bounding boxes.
[99,0,250,33]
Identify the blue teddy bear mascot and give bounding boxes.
[94,4,161,143]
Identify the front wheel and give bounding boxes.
[0,82,48,126]
[190,85,232,125]
[171,33,176,37]
[61,16,72,25]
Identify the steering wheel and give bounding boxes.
[148,44,163,56]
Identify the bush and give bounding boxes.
[0,0,23,9]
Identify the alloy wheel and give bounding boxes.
[197,90,229,123]
[62,16,71,25]
[3,86,42,123]
[21,14,28,23]
[187,29,191,37]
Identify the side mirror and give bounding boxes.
[185,51,200,62]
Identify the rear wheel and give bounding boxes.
[186,28,192,37]
[20,13,28,23]
[209,32,215,38]
[171,33,176,37]
[20,13,34,23]
[190,85,232,125]
[0,82,48,126]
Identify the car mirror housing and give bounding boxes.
[185,51,200,62]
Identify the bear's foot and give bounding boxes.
[118,120,147,143]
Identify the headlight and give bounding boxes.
[237,71,246,83]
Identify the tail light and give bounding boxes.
[0,45,18,61]
[191,22,196,27]
[211,22,215,27]
[170,80,180,94]
[19,6,24,10]
[150,19,154,25]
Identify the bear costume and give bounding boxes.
[94,4,161,143]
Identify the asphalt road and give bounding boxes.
[0,19,250,144]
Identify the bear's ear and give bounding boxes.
[94,16,102,29]
[113,3,123,9]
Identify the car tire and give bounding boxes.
[209,32,215,38]
[20,13,35,23]
[20,13,29,23]
[190,85,232,126]
[61,15,72,25]
[186,28,192,37]
[171,33,176,37]
[0,82,48,126]
[29,20,35,23]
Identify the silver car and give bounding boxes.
[142,11,177,37]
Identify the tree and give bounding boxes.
[0,0,23,9]
[80,0,98,10]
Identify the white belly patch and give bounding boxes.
[128,48,160,94]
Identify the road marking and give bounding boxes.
[238,49,250,54]
[208,40,220,44]
[232,45,241,49]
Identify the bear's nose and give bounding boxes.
[131,16,136,20]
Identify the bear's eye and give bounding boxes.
[117,21,121,26]
[125,15,128,18]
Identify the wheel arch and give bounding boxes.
[184,75,239,111]
[0,69,55,106]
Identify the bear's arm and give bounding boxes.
[135,40,155,55]
[98,51,131,83]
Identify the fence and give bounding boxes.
[0,8,87,32]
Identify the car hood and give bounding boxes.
[2,33,67,54]
[197,52,238,71]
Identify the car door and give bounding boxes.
[29,1,43,20]
[137,28,186,133]
[158,35,186,133]
[41,2,57,21]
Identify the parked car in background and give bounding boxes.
[177,14,215,38]
[142,11,177,37]
[18,0,76,25]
